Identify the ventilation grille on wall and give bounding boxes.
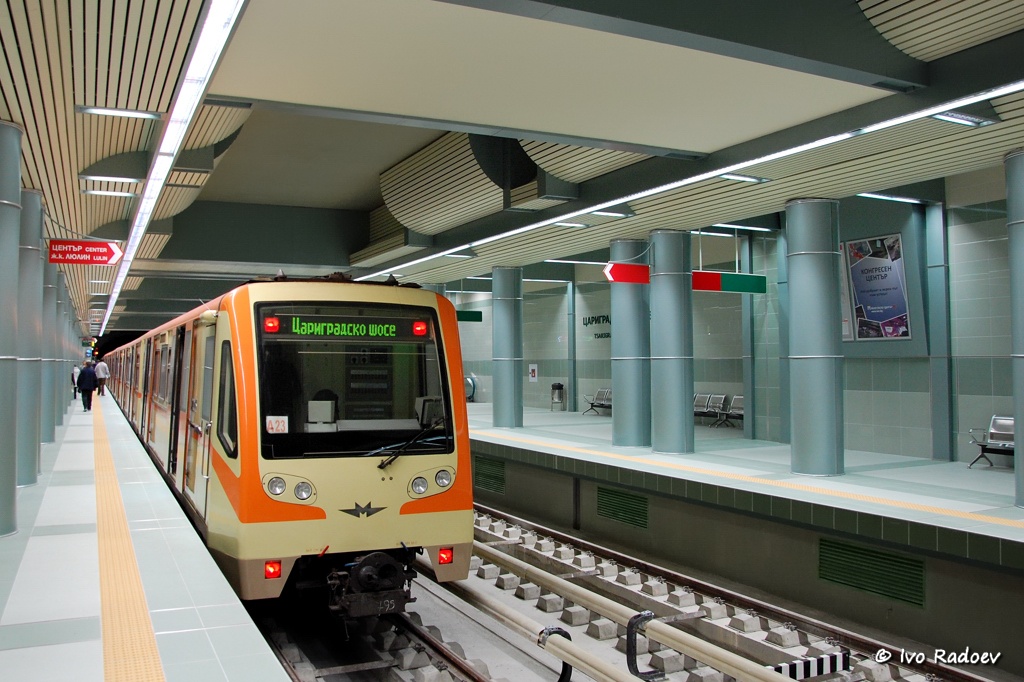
[596,486,649,529]
[473,456,506,495]
[819,538,925,606]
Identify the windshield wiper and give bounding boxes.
[376,417,447,470]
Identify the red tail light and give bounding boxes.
[265,560,282,579]
[438,547,454,565]
[412,320,428,336]
[263,316,281,333]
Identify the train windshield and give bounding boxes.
[255,302,453,459]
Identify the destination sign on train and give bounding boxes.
[263,314,429,340]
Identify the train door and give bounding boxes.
[144,340,162,447]
[184,326,216,516]
[139,339,153,435]
[169,326,190,477]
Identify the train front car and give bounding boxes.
[210,282,473,616]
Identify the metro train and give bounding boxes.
[105,276,473,616]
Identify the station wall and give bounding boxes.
[452,165,1013,463]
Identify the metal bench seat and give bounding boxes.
[968,415,1014,468]
[583,388,612,415]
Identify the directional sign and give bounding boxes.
[602,262,650,284]
[692,271,767,293]
[48,239,123,266]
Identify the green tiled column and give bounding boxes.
[16,189,43,486]
[1005,149,1024,506]
[610,239,651,447]
[40,262,57,443]
[492,266,523,428]
[0,121,24,536]
[925,202,955,461]
[650,230,694,454]
[786,199,844,475]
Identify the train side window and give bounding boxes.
[201,335,215,422]
[217,341,238,458]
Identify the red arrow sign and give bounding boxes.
[48,239,124,266]
[603,262,650,284]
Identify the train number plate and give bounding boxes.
[265,416,289,434]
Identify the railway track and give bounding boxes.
[254,505,1004,682]
[470,504,1000,682]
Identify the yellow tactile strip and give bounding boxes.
[478,430,1024,530]
[93,403,167,681]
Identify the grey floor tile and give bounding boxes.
[34,485,97,526]
[152,607,205,634]
[197,603,253,629]
[1,534,100,625]
[156,628,219,664]
[0,639,103,682]
[206,623,271,659]
[163,658,229,682]
[220,651,292,682]
[0,616,101,651]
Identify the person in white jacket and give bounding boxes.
[94,357,110,396]
[71,364,81,399]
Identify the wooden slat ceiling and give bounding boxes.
[0,2,252,335]
[404,95,1024,284]
[859,0,1024,61]
[381,132,503,236]
[519,140,649,184]
[0,0,208,333]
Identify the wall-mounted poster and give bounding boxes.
[844,234,911,340]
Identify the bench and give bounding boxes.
[711,394,744,428]
[968,415,1014,468]
[582,388,612,415]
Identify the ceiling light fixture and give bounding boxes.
[101,0,246,335]
[79,173,146,183]
[554,222,587,227]
[718,173,767,183]
[544,259,607,266]
[75,106,162,120]
[83,189,138,197]
[712,223,772,232]
[932,113,984,126]
[856,192,925,205]
[692,230,732,237]
[591,211,626,217]
[357,80,1024,283]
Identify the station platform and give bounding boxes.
[466,403,1024,573]
[0,394,289,682]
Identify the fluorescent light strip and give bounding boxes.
[83,190,138,197]
[591,211,627,217]
[692,231,732,237]
[101,0,245,334]
[357,80,1024,283]
[859,78,1024,135]
[932,113,978,126]
[444,253,473,258]
[554,222,587,227]
[79,174,145,183]
[856,192,925,205]
[544,259,607,266]
[719,173,763,183]
[712,223,772,232]
[76,106,162,120]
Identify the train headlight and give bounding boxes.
[268,477,286,495]
[435,470,452,488]
[411,477,429,495]
[294,481,313,500]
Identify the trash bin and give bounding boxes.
[550,382,565,411]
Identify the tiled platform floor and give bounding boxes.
[467,404,1024,568]
[0,394,289,682]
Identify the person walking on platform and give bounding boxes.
[94,356,110,396]
[77,361,98,412]
[71,363,80,399]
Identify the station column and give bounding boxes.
[492,266,523,428]
[0,120,24,536]
[785,199,844,475]
[1005,149,1024,506]
[610,238,651,447]
[17,189,43,486]
[56,272,69,423]
[40,262,58,443]
[650,230,695,454]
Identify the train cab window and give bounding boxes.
[255,302,453,459]
[217,341,238,458]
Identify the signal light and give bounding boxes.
[265,560,282,579]
[263,316,280,333]
[412,321,428,336]
[438,547,454,565]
